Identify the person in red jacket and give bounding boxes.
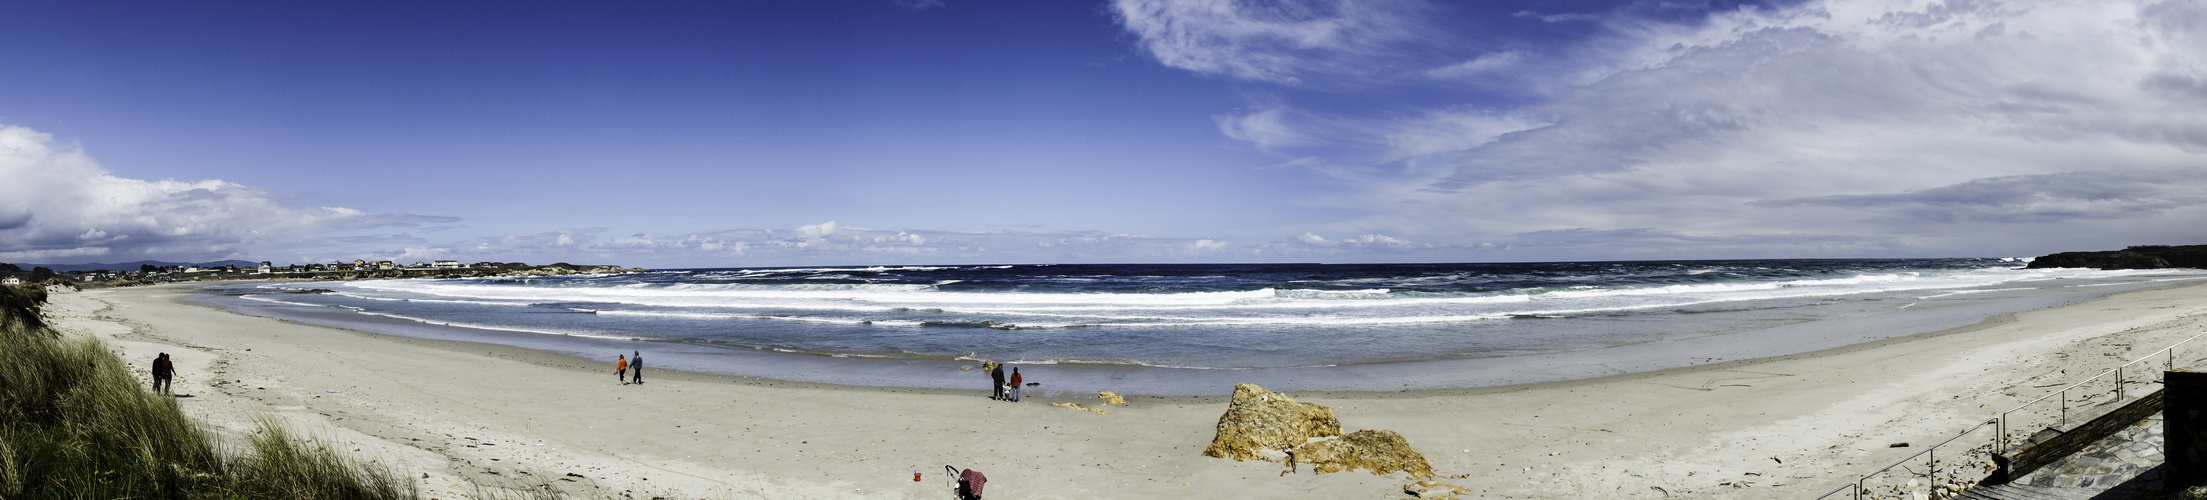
[615,354,628,385]
[1007,368,1023,402]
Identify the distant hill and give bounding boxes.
[3,260,262,272]
[2025,245,2207,270]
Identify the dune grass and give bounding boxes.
[0,284,416,499]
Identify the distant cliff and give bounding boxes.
[2026,245,2207,270]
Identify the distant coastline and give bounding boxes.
[2026,244,2207,270]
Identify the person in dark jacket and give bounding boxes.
[151,353,174,394]
[989,363,1005,401]
[631,351,643,384]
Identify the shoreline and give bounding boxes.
[43,280,2207,498]
[189,272,2207,395]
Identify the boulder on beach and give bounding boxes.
[1202,383,1342,462]
[1291,430,1436,478]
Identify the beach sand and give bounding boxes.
[38,281,2207,499]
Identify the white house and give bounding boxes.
[258,261,274,274]
[433,260,461,269]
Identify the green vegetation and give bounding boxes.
[0,284,415,499]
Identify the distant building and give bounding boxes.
[1,277,19,285]
[433,260,461,269]
[258,261,274,274]
[375,261,395,270]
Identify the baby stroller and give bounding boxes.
[944,465,986,500]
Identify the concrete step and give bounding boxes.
[1955,483,2104,500]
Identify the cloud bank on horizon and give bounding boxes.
[3,0,2204,267]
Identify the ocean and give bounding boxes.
[194,259,2207,394]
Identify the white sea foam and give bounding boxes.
[314,265,2193,334]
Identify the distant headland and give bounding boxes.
[2026,244,2207,270]
[0,260,647,288]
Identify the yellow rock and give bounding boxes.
[1097,391,1125,405]
[1201,383,1342,462]
[1403,480,1469,498]
[1051,402,1109,415]
[1291,430,1437,478]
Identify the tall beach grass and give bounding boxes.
[0,284,415,499]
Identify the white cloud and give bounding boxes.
[1110,0,1430,84]
[0,124,454,264]
[360,224,1266,267]
[1423,50,1527,80]
[1182,0,2207,258]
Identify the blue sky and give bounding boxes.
[3,0,2204,267]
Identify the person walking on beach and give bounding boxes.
[615,354,628,385]
[1007,367,1023,402]
[631,350,644,385]
[989,362,1006,401]
[151,353,174,394]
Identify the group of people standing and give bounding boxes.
[614,351,643,385]
[988,362,1023,402]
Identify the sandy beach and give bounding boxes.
[37,281,2207,499]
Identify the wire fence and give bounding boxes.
[1812,329,2207,500]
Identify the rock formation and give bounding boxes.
[1403,480,1471,498]
[1202,383,1343,461]
[1050,402,1108,415]
[1203,383,1448,484]
[2028,245,2207,270]
[1291,430,1436,478]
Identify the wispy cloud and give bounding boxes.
[1133,0,2207,258]
[0,124,453,263]
[1752,168,2207,224]
[891,0,945,11]
[1109,0,1432,85]
[1512,10,1600,24]
[344,223,1256,267]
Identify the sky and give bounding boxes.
[2,0,2204,268]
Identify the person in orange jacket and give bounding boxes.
[615,354,629,385]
